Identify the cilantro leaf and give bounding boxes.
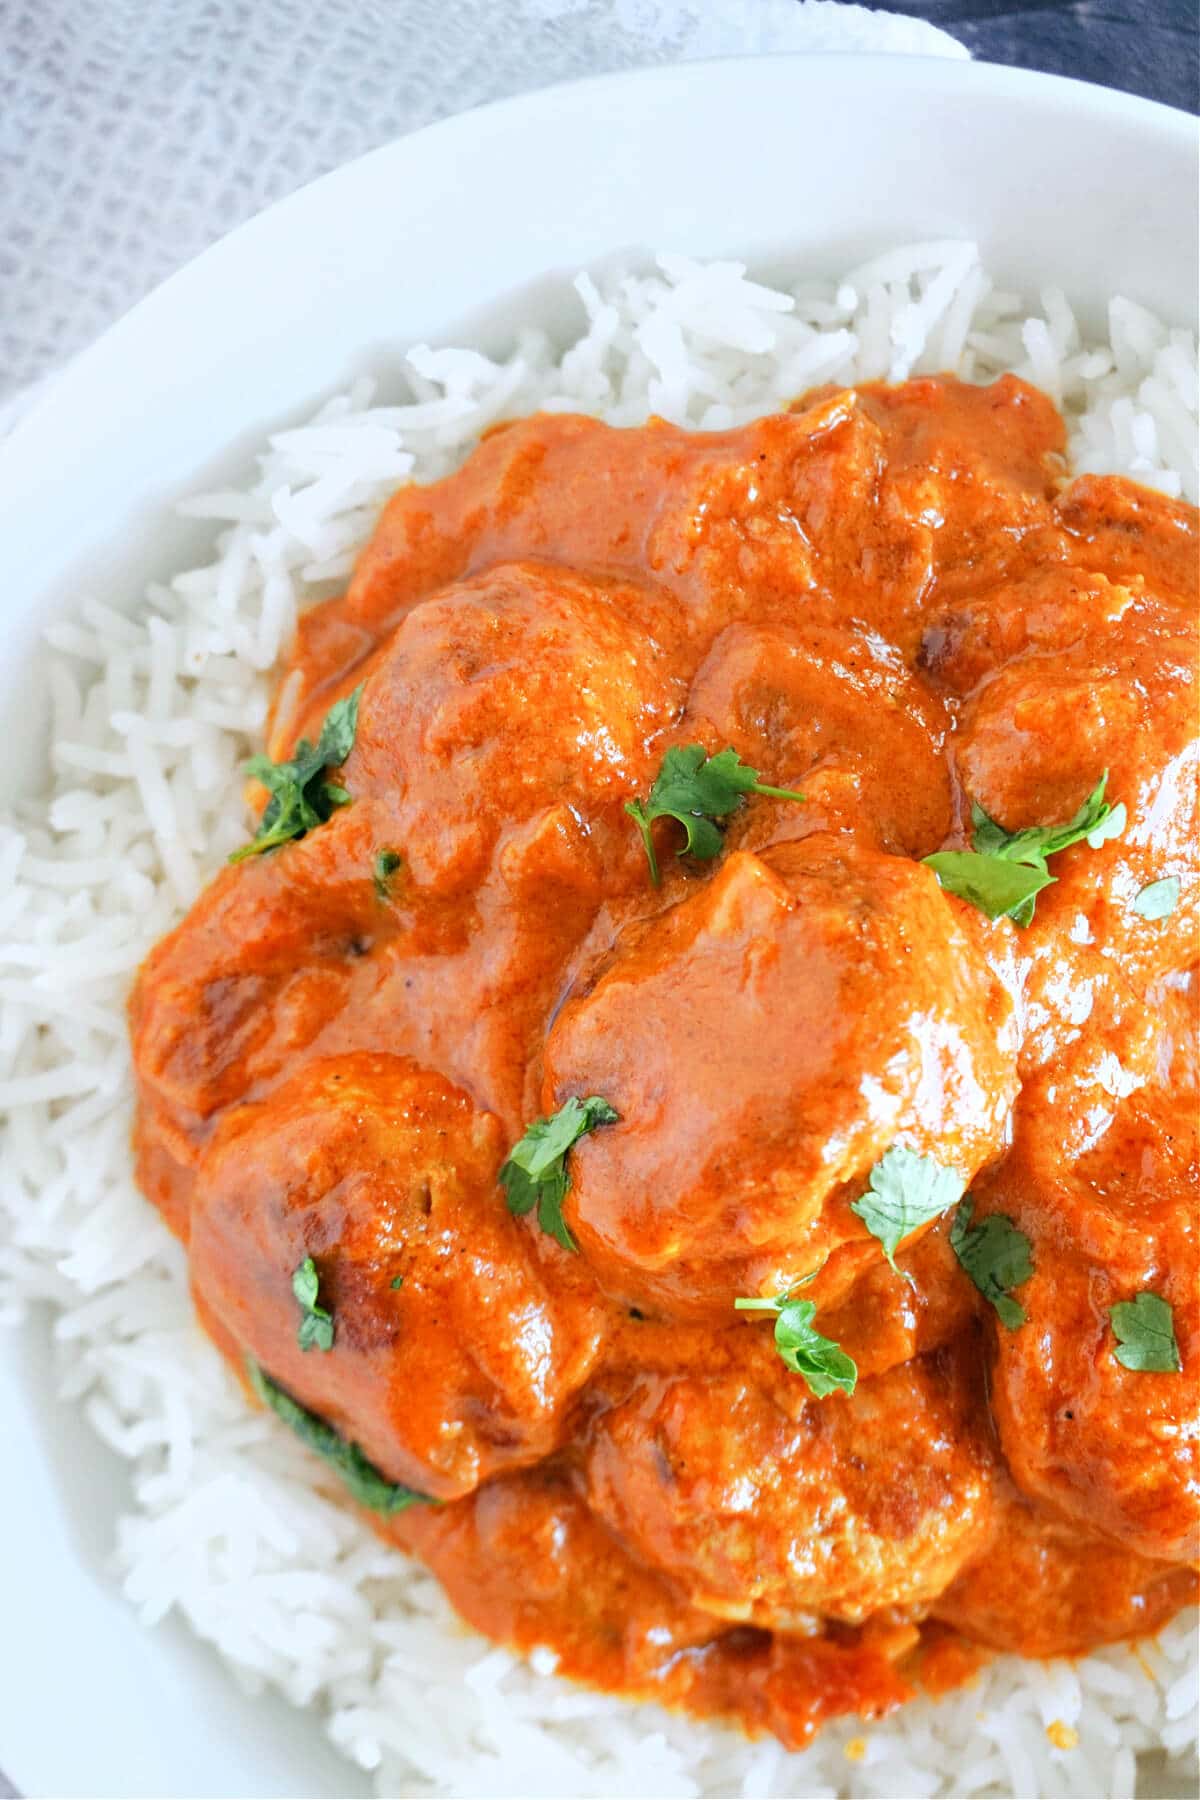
[850,1146,963,1277]
[949,1200,1034,1329]
[626,743,805,885]
[923,773,1122,927]
[291,1256,334,1352]
[500,1095,618,1251]
[373,847,403,899]
[921,852,1053,925]
[1133,876,1180,921]
[735,1287,857,1399]
[247,1361,433,1512]
[1109,1292,1181,1373]
[230,685,363,863]
[971,777,1126,862]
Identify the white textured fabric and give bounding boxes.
[1,0,966,400]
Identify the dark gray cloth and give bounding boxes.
[866,0,1199,111]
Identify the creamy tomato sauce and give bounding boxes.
[129,376,1199,1746]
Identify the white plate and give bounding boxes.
[1,53,1196,1800]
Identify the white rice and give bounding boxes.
[1,242,1197,1800]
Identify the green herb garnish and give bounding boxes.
[373,848,402,899]
[500,1095,618,1252]
[291,1256,334,1352]
[735,1278,857,1399]
[625,744,805,885]
[389,1274,404,1290]
[924,773,1124,927]
[247,1361,432,1513]
[850,1146,963,1278]
[1109,1292,1181,1372]
[230,685,363,862]
[1132,876,1180,921]
[949,1199,1033,1329]
[920,851,1054,924]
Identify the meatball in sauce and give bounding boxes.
[130,376,1198,1747]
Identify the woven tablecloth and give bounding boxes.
[0,0,967,406]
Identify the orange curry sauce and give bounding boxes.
[129,376,1199,1748]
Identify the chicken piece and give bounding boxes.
[190,1053,607,1501]
[683,621,952,859]
[585,1344,996,1628]
[310,802,611,1131]
[653,374,1061,649]
[934,1490,1197,1657]
[338,558,688,895]
[980,1083,1199,1563]
[544,835,1018,1316]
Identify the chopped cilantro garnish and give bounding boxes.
[1132,876,1180,921]
[373,847,403,899]
[924,773,1123,927]
[247,1361,432,1513]
[949,1200,1033,1329]
[1109,1292,1181,1372]
[291,1256,334,1352]
[230,684,363,862]
[626,744,805,885]
[920,851,1054,925]
[850,1146,963,1278]
[735,1279,857,1399]
[500,1095,618,1252]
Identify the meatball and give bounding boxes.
[341,412,706,631]
[846,373,1067,631]
[1056,473,1199,602]
[981,1089,1198,1563]
[131,560,662,1165]
[661,376,1063,652]
[341,402,939,654]
[683,622,952,859]
[585,1346,996,1628]
[934,1491,1197,1658]
[394,1467,726,1693]
[190,1053,607,1501]
[342,558,688,894]
[129,801,383,1143]
[927,581,1197,995]
[814,1215,978,1382]
[543,834,1018,1316]
[130,782,609,1191]
[646,392,936,643]
[917,566,1133,698]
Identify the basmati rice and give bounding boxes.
[1,242,1197,1799]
